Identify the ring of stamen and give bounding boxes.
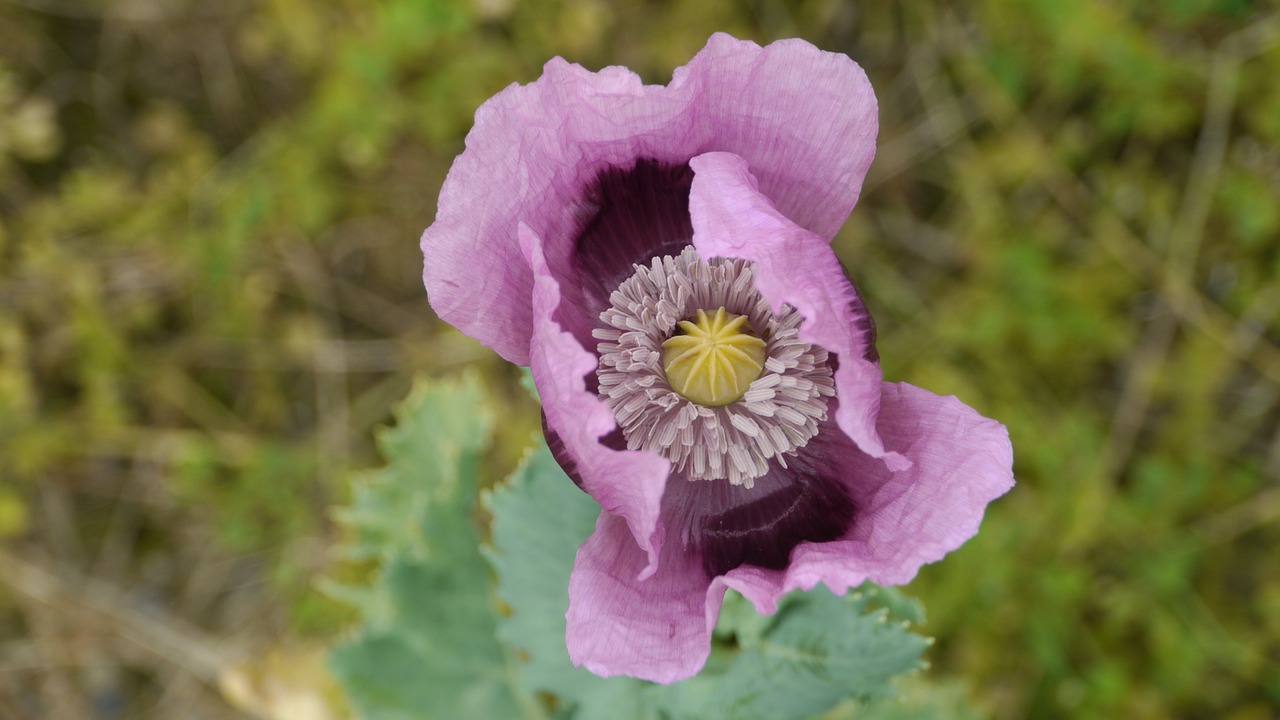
[594,247,835,487]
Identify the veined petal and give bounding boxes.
[718,382,1015,614]
[672,33,878,239]
[688,151,905,470]
[521,224,671,574]
[566,513,722,684]
[423,34,877,363]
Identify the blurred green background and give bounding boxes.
[1,0,1278,718]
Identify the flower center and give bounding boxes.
[662,308,766,406]
[593,247,835,487]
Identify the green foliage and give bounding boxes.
[328,374,520,720]
[483,444,598,701]
[484,444,653,718]
[653,588,928,720]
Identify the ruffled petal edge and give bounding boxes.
[716,381,1014,614]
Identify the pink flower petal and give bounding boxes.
[423,34,877,364]
[673,33,879,239]
[688,151,905,471]
[719,382,1015,614]
[566,512,723,683]
[521,224,671,574]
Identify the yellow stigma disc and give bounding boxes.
[662,307,767,406]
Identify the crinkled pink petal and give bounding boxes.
[717,382,1015,614]
[688,151,906,471]
[566,512,722,683]
[521,224,670,573]
[423,33,877,364]
[567,381,1012,681]
[672,34,878,239]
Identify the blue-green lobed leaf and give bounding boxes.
[655,587,929,720]
[483,442,653,719]
[328,374,520,720]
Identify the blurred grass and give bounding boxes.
[0,0,1277,718]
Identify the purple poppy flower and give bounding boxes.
[422,33,1014,684]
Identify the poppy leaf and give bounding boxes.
[485,442,657,718]
[327,374,521,720]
